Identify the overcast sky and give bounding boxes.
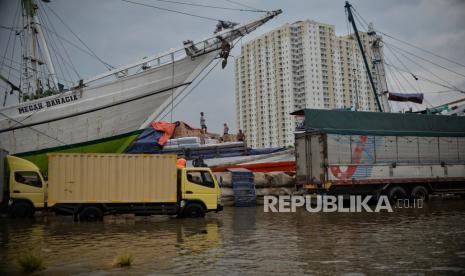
[1,0,464,133]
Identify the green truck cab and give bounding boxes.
[1,152,222,220]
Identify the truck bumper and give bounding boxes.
[215,204,224,212]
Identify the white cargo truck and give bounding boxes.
[293,109,465,200]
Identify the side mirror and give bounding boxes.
[219,176,223,186]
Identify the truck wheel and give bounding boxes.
[411,186,429,201]
[79,206,103,222]
[183,203,206,218]
[9,201,35,218]
[388,186,407,202]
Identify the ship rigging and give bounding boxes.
[0,0,281,171]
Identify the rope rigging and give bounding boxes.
[385,42,465,94]
[122,0,225,22]
[351,8,465,79]
[1,0,115,107]
[37,23,104,77]
[42,3,115,71]
[0,0,276,147]
[0,25,20,31]
[161,59,221,121]
[38,10,73,87]
[377,28,465,69]
[383,45,420,92]
[1,0,269,108]
[0,111,67,145]
[159,37,243,121]
[384,42,465,79]
[222,0,265,12]
[0,1,21,106]
[349,5,465,108]
[384,55,415,110]
[37,1,80,83]
[384,62,465,95]
[351,7,465,70]
[147,0,266,13]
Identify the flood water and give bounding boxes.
[1,198,465,275]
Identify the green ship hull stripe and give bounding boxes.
[15,129,144,174]
[16,129,143,157]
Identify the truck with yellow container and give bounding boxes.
[0,151,222,221]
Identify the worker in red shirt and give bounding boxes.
[176,158,186,168]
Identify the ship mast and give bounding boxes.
[21,0,58,100]
[368,23,391,112]
[345,1,383,112]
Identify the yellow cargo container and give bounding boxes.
[47,153,178,205]
[2,153,223,220]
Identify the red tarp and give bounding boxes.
[151,121,176,146]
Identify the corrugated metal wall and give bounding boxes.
[48,154,177,205]
[327,134,465,165]
[295,133,325,185]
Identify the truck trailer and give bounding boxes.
[1,153,222,220]
[293,109,465,200]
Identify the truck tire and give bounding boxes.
[183,203,206,218]
[411,186,429,201]
[9,201,35,218]
[388,186,407,202]
[79,206,103,222]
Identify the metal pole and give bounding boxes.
[353,68,359,110]
[368,23,391,112]
[33,12,59,90]
[170,53,175,123]
[345,1,383,112]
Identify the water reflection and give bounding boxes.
[0,199,465,275]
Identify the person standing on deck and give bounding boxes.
[223,123,229,135]
[200,112,207,133]
[237,129,245,142]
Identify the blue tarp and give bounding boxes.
[248,147,287,155]
[126,126,287,158]
[125,128,164,153]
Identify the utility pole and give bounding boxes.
[345,1,383,112]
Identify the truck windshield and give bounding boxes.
[186,171,215,188]
[15,171,42,188]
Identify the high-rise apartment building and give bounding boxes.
[235,20,387,148]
